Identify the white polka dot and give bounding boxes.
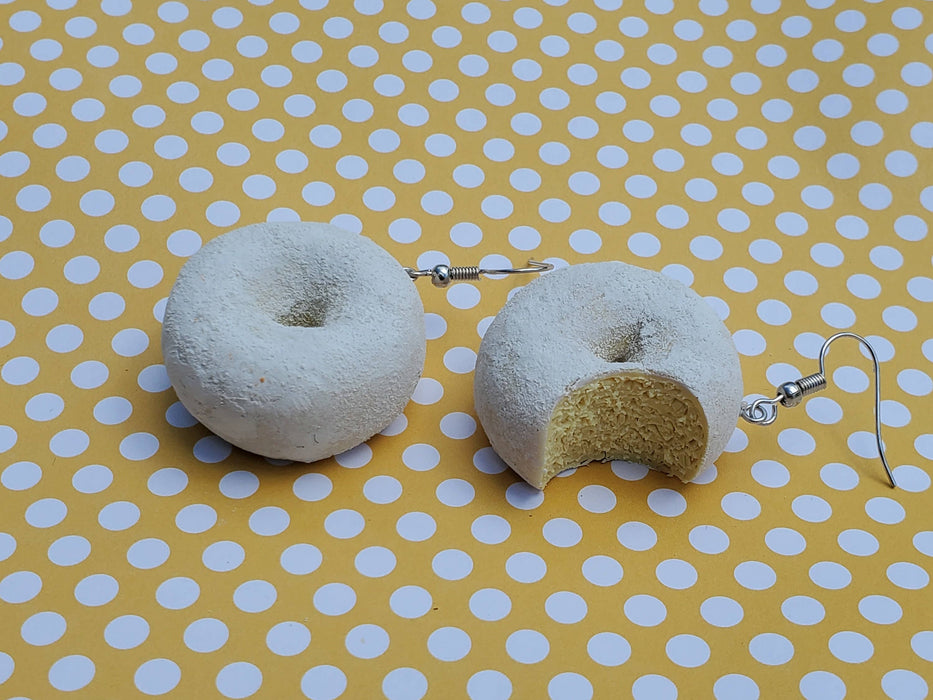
[624,594,666,626]
[182,434,227,462]
[582,632,632,670]
[838,528,880,557]
[715,675,761,699]
[301,665,347,700]
[633,675,679,700]
[616,235,657,264]
[428,626,471,662]
[233,579,277,613]
[431,549,473,581]
[546,673,592,700]
[127,538,169,569]
[440,411,476,438]
[0,250,35,280]
[386,585,431,620]
[734,560,777,590]
[397,511,436,542]
[543,517,582,547]
[718,490,761,522]
[576,555,622,589]
[698,596,743,628]
[665,634,710,668]
[74,573,118,607]
[827,631,874,664]
[505,551,546,583]
[748,633,794,665]
[557,230,599,259]
[19,287,56,319]
[471,514,510,545]
[314,583,356,616]
[43,323,82,353]
[0,423,15,454]
[173,503,216,534]
[117,432,158,461]
[772,597,822,632]
[465,588,510,622]
[26,498,67,528]
[381,667,429,700]
[433,478,474,508]
[858,594,902,625]
[92,396,132,426]
[505,629,549,663]
[766,527,807,556]
[214,662,262,699]
[882,670,929,700]
[249,506,290,536]
[0,570,42,604]
[857,182,893,211]
[352,545,395,578]
[49,428,90,457]
[71,464,112,494]
[200,541,244,573]
[541,591,586,625]
[263,621,311,657]
[888,561,930,590]
[408,377,443,406]
[883,305,917,332]
[865,496,905,525]
[155,576,199,610]
[22,392,63,423]
[49,655,95,692]
[614,520,656,551]
[98,500,140,531]
[893,465,930,493]
[20,611,67,646]
[656,559,698,590]
[134,658,180,695]
[324,509,365,539]
[344,623,389,661]
[647,488,687,517]
[0,356,39,386]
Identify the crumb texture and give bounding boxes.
[474,261,742,489]
[543,373,708,488]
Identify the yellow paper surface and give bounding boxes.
[1,1,931,698]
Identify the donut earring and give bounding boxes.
[474,261,743,490]
[473,262,899,492]
[161,222,551,463]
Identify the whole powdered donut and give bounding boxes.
[162,222,426,462]
[474,261,742,489]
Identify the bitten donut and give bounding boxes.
[162,222,426,462]
[474,261,742,489]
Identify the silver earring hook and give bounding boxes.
[405,260,553,288]
[741,332,897,489]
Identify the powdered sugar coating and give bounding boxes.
[162,222,425,462]
[474,261,742,486]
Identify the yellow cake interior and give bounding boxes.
[542,372,708,486]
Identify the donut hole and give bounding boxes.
[276,296,329,328]
[543,372,708,486]
[596,325,646,365]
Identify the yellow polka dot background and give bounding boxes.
[1,0,931,698]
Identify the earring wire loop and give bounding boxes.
[405,260,553,288]
[740,332,897,489]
